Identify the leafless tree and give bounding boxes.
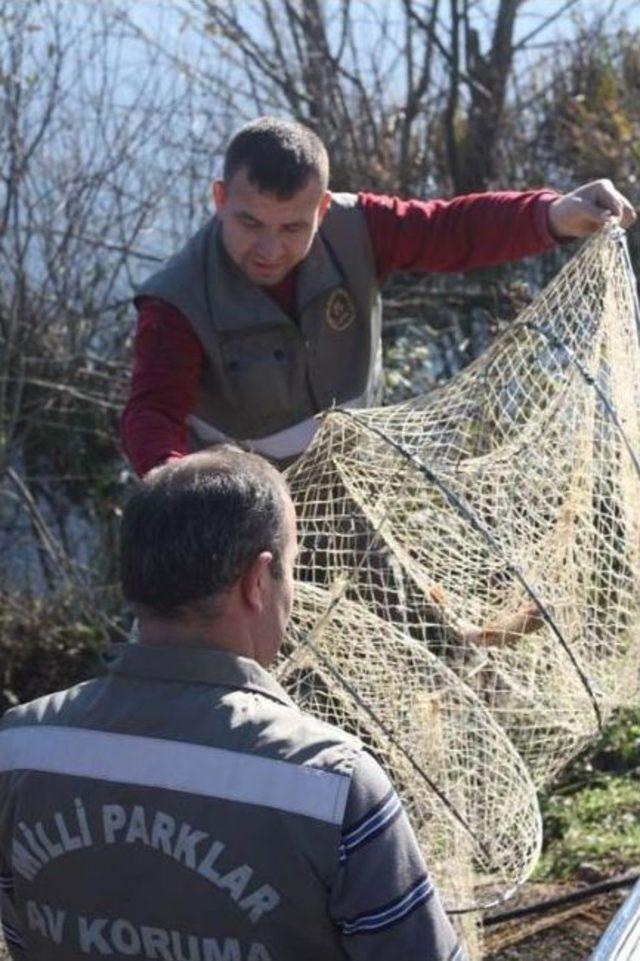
[0,0,215,610]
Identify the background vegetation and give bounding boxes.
[536,707,640,880]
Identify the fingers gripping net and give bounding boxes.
[277,226,640,912]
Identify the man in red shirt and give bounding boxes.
[120,116,636,478]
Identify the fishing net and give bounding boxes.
[276,225,640,930]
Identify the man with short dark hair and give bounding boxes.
[0,447,465,961]
[120,116,636,475]
[223,115,330,202]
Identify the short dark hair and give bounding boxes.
[223,116,329,198]
[120,447,289,619]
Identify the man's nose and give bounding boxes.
[255,231,282,260]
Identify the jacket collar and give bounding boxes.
[102,642,296,709]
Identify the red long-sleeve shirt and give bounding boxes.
[121,189,558,476]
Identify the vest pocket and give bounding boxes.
[218,326,308,434]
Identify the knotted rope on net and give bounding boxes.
[275,224,640,913]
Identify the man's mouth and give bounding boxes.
[252,260,281,271]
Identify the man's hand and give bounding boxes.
[548,179,637,239]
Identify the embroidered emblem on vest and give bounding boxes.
[326,288,356,331]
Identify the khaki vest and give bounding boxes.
[135,194,382,455]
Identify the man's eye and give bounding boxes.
[284,224,303,234]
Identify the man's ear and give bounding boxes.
[212,180,226,213]
[317,191,332,225]
[240,551,274,612]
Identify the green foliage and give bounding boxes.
[536,775,640,878]
[535,708,640,879]
[591,708,640,774]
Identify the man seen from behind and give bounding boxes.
[0,447,464,961]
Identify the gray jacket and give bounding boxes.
[135,194,383,461]
[0,644,463,961]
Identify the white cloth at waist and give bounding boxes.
[187,393,373,461]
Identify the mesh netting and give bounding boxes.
[275,225,640,920]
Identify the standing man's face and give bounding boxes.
[213,168,331,286]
